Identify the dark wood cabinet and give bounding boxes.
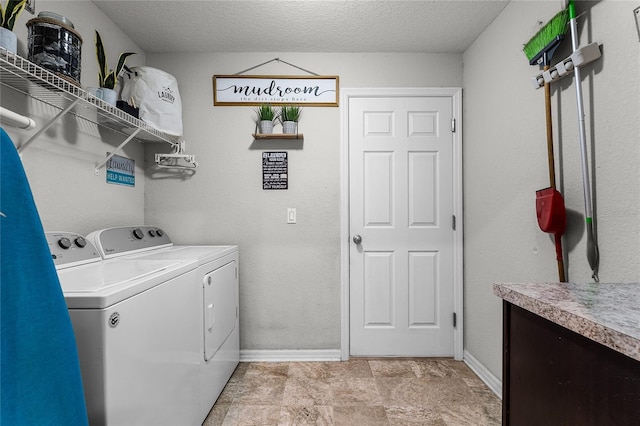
[502,301,640,425]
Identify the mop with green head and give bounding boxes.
[523,8,570,282]
[566,0,600,281]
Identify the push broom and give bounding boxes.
[523,8,570,282]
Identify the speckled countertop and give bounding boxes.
[493,282,640,362]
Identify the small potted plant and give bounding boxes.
[95,30,135,105]
[280,105,301,134]
[0,0,27,53]
[255,104,277,134]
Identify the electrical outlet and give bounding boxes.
[287,208,296,224]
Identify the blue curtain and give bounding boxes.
[0,128,89,425]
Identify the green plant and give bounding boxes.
[280,105,302,123]
[0,0,27,30]
[255,104,277,122]
[95,30,136,89]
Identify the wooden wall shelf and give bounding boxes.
[253,133,304,140]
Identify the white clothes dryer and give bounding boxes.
[47,232,202,426]
[86,226,239,422]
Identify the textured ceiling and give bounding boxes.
[92,0,510,53]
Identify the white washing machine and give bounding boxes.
[86,226,239,423]
[47,232,202,426]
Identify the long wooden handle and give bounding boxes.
[545,65,566,282]
[544,65,557,189]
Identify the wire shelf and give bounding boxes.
[0,48,179,146]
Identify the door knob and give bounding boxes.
[353,234,362,244]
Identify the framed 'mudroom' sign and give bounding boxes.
[213,75,339,107]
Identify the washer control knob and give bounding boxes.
[74,236,86,248]
[132,228,144,240]
[148,229,157,237]
[58,237,72,249]
[156,229,164,237]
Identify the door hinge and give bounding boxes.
[451,117,456,133]
[452,215,456,230]
[453,312,457,328]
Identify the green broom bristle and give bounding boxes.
[523,9,569,61]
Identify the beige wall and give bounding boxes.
[463,0,640,379]
[143,52,463,350]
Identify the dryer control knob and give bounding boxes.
[148,229,157,237]
[74,236,86,248]
[132,228,144,240]
[58,237,72,249]
[156,229,164,237]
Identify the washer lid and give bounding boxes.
[57,258,196,309]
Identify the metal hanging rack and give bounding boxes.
[0,48,197,172]
[155,140,198,170]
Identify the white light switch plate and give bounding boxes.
[287,208,296,224]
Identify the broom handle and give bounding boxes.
[544,66,557,189]
[546,64,566,282]
[555,234,566,282]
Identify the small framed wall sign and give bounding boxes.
[213,75,339,107]
[106,153,135,187]
[262,151,288,190]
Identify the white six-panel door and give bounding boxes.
[348,94,456,357]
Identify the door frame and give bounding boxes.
[340,87,464,361]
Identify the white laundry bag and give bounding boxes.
[121,66,183,136]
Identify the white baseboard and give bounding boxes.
[240,349,342,362]
[463,350,502,399]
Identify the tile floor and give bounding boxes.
[202,358,501,425]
